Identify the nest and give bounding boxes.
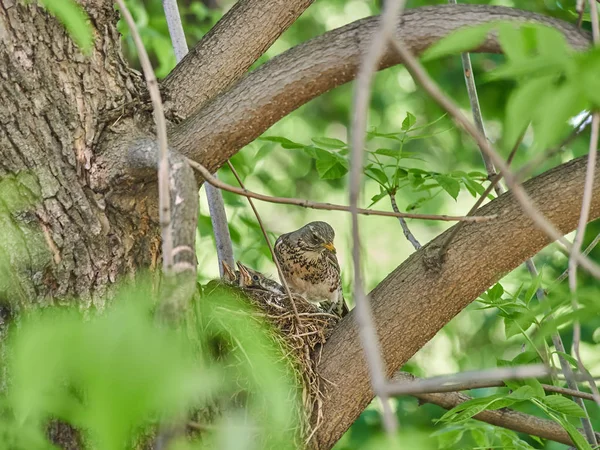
[219,281,340,448]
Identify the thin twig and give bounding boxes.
[566,0,600,419]
[116,0,172,272]
[448,0,494,178]
[389,193,421,250]
[554,232,600,285]
[185,158,494,222]
[396,377,598,402]
[577,0,586,28]
[386,365,549,396]
[568,112,600,408]
[350,0,408,435]
[394,372,600,447]
[163,0,235,276]
[388,38,600,279]
[225,161,302,324]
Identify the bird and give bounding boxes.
[221,260,286,295]
[274,221,348,318]
[235,261,285,295]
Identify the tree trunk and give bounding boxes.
[0,0,156,311]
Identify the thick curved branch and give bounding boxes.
[168,5,590,173]
[162,0,313,117]
[314,155,600,449]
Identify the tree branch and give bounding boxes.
[165,5,590,176]
[163,0,314,117]
[394,372,600,447]
[162,0,235,276]
[315,154,600,449]
[185,158,494,222]
[115,0,174,272]
[349,0,408,435]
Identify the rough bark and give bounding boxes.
[162,0,314,118]
[0,0,151,308]
[315,155,600,448]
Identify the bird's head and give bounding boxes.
[236,261,262,287]
[293,221,336,254]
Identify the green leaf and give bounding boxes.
[259,136,305,149]
[406,197,431,211]
[497,22,529,61]
[503,77,554,149]
[532,82,586,150]
[506,385,535,401]
[462,178,487,198]
[439,394,518,423]
[433,427,464,447]
[368,190,388,207]
[422,23,494,61]
[401,112,417,131]
[541,395,588,418]
[254,144,274,161]
[521,378,545,399]
[373,148,400,158]
[434,175,461,200]
[364,166,389,186]
[556,415,593,450]
[311,137,347,149]
[535,24,572,61]
[315,150,348,179]
[486,283,504,302]
[35,0,94,54]
[487,57,563,81]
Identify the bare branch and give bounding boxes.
[554,232,600,285]
[349,0,408,435]
[387,365,549,396]
[393,377,599,402]
[448,0,494,178]
[394,372,600,447]
[163,0,314,117]
[162,0,235,276]
[115,0,173,272]
[389,193,421,250]
[185,158,494,222]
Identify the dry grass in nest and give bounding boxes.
[233,285,340,448]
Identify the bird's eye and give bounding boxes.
[252,275,259,281]
[312,232,322,242]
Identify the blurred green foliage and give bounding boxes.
[1,278,301,449]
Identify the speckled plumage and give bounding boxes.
[274,221,348,318]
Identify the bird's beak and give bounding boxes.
[322,242,336,253]
[236,261,252,285]
[222,261,236,281]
